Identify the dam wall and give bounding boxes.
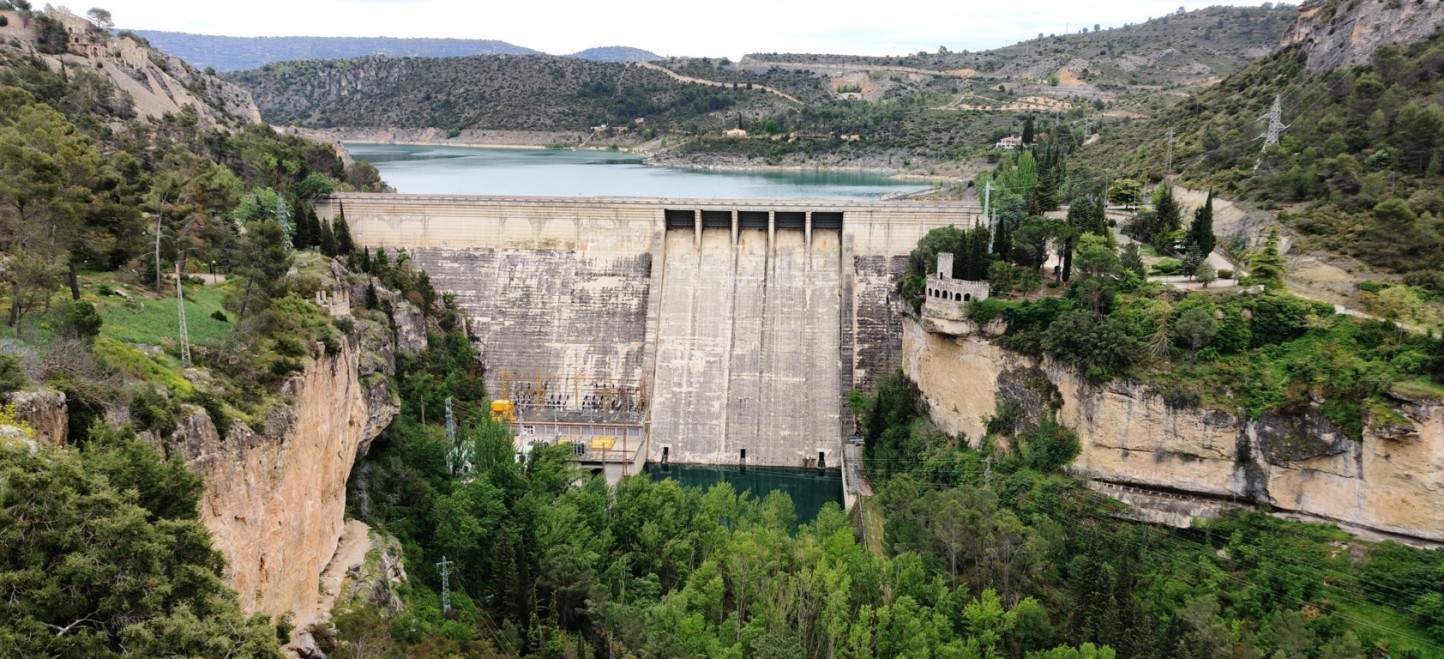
[650,227,843,466]
[321,193,981,466]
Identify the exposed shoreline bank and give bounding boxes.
[288,126,972,186]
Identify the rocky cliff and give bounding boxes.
[174,321,398,620]
[0,8,260,128]
[1284,0,1444,73]
[902,316,1444,542]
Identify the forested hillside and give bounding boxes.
[1078,26,1444,286]
[226,5,1295,166]
[228,55,771,132]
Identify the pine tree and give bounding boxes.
[1187,189,1216,256]
[1121,243,1146,279]
[1249,226,1287,289]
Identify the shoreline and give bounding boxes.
[307,129,969,184]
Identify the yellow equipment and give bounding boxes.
[589,436,617,451]
[490,400,516,423]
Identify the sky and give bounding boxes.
[93,0,1276,58]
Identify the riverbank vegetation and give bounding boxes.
[856,371,1444,657]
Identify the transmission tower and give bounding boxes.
[436,556,454,614]
[175,262,191,365]
[274,194,293,249]
[1261,95,1287,151]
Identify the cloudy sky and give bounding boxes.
[96,0,1276,58]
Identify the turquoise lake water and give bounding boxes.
[346,143,928,200]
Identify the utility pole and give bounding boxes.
[436,556,454,615]
[275,194,293,249]
[176,262,191,365]
[982,180,992,223]
[1165,127,1175,172]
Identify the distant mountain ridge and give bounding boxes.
[568,46,661,62]
[127,31,540,71]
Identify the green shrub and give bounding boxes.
[48,300,102,342]
[1218,268,1234,279]
[0,355,27,395]
[130,387,178,436]
[211,310,228,323]
[1014,413,1080,472]
[1151,258,1183,276]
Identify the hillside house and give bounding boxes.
[996,135,1024,150]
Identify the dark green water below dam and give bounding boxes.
[646,464,844,524]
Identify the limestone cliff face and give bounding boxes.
[174,333,398,620]
[1284,0,1444,73]
[8,389,68,447]
[0,9,260,127]
[902,317,1444,542]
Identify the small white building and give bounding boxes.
[996,136,1024,150]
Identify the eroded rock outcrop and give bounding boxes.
[1284,0,1444,73]
[8,389,67,447]
[902,316,1444,542]
[174,333,398,620]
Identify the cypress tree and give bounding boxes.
[359,246,373,273]
[1187,189,1216,256]
[291,199,312,248]
[319,219,338,257]
[1151,185,1182,251]
[991,212,1012,261]
[1022,115,1035,145]
[334,212,355,255]
[967,223,991,279]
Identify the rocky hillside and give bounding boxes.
[1285,0,1444,72]
[746,5,1296,91]
[129,31,540,72]
[1077,1,1444,287]
[228,54,787,132]
[0,8,258,128]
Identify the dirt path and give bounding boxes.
[750,60,974,79]
[633,62,805,105]
[288,519,372,651]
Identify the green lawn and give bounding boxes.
[89,280,233,349]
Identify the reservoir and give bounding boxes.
[647,464,844,525]
[346,143,930,200]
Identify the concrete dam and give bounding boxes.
[318,194,982,468]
